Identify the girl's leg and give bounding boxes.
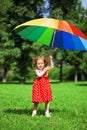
[32,102,39,116]
[34,102,39,110]
[45,102,51,117]
[45,102,50,111]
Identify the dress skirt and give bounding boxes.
[32,76,52,103]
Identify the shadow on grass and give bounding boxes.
[0,80,60,85]
[76,83,87,87]
[4,108,32,115]
[0,82,33,85]
[4,108,77,118]
[4,108,59,116]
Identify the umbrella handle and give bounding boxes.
[51,30,56,48]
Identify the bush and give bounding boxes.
[4,65,87,82]
[62,66,74,81]
[49,66,74,81]
[49,67,59,80]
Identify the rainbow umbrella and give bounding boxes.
[14,18,87,50]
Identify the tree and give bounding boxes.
[80,52,87,78]
[0,0,21,82]
[52,49,66,82]
[64,51,85,82]
[0,0,44,83]
[48,0,87,82]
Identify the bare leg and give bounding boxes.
[34,102,39,110]
[32,102,39,116]
[45,102,50,111]
[45,102,51,117]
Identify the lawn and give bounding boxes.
[0,82,87,130]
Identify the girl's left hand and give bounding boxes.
[49,55,53,59]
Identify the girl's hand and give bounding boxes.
[49,55,53,60]
[45,55,54,71]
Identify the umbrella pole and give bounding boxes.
[51,30,56,48]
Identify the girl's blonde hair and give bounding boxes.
[33,56,48,67]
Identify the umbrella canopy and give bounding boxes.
[14,18,87,50]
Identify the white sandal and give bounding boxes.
[45,111,51,117]
[32,110,37,116]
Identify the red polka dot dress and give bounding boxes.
[32,70,52,103]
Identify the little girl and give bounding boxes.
[32,55,54,117]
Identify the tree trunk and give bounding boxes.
[2,67,8,83]
[74,65,78,82]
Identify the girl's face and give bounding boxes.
[37,59,45,69]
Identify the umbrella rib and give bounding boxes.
[51,30,56,47]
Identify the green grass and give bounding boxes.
[0,82,87,130]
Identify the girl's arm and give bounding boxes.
[36,69,46,77]
[45,55,54,71]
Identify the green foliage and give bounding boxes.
[49,0,87,34]
[0,83,87,130]
[0,0,87,83]
[0,0,12,14]
[62,66,74,81]
[49,66,76,81]
[0,0,44,82]
[49,67,59,80]
[80,52,87,74]
[65,51,84,66]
